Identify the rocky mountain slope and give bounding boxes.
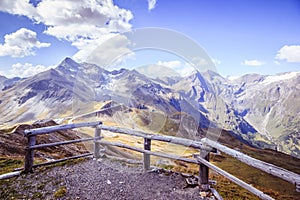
[0,57,299,157]
[0,76,7,90]
[203,71,300,157]
[0,75,21,91]
[173,71,259,144]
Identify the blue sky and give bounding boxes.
[0,0,299,78]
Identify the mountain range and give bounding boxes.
[0,57,299,158]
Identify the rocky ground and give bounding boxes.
[0,158,203,200]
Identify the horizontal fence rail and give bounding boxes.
[99,127,276,200]
[102,125,300,189]
[200,138,300,187]
[15,153,94,172]
[101,125,300,198]
[98,139,274,200]
[101,125,206,149]
[98,140,197,164]
[0,171,22,180]
[1,121,297,200]
[27,137,103,150]
[194,155,274,200]
[22,121,102,173]
[24,121,102,136]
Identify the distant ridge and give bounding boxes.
[0,57,299,157]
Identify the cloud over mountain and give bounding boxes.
[241,59,265,66]
[0,28,50,57]
[9,63,54,78]
[276,45,300,63]
[0,0,133,62]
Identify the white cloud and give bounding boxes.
[0,0,37,19]
[276,45,300,62]
[157,60,181,69]
[157,60,194,76]
[212,58,221,66]
[80,34,132,67]
[0,28,51,57]
[191,56,209,67]
[148,0,157,11]
[0,70,8,77]
[241,59,265,66]
[8,63,54,78]
[36,0,133,43]
[0,0,133,62]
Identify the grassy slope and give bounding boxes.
[160,130,300,200]
[1,114,299,199]
[82,111,300,199]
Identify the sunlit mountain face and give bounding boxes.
[0,58,299,158]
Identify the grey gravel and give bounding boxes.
[0,158,201,200]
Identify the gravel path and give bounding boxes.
[0,158,201,200]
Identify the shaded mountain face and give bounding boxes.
[219,72,300,157]
[0,57,298,158]
[0,75,22,91]
[0,68,79,124]
[197,71,300,157]
[153,69,299,157]
[0,58,211,132]
[0,75,8,90]
[0,58,109,124]
[173,71,262,146]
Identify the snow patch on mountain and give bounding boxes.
[261,71,299,85]
[227,75,241,80]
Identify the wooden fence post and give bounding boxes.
[24,135,36,173]
[143,138,151,170]
[94,125,101,159]
[199,148,210,192]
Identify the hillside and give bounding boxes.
[0,58,298,158]
[0,120,89,174]
[1,119,300,199]
[0,56,299,199]
[208,71,300,157]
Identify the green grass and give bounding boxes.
[212,155,298,200]
[156,148,300,200]
[0,157,23,175]
[156,164,174,170]
[0,157,88,200]
[53,186,67,198]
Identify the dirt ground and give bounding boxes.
[0,158,202,200]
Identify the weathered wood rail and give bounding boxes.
[22,121,102,173]
[2,121,299,200]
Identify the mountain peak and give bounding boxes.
[0,75,8,81]
[60,57,79,67]
[62,57,76,63]
[57,57,80,74]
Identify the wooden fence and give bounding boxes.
[22,121,102,173]
[8,121,300,200]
